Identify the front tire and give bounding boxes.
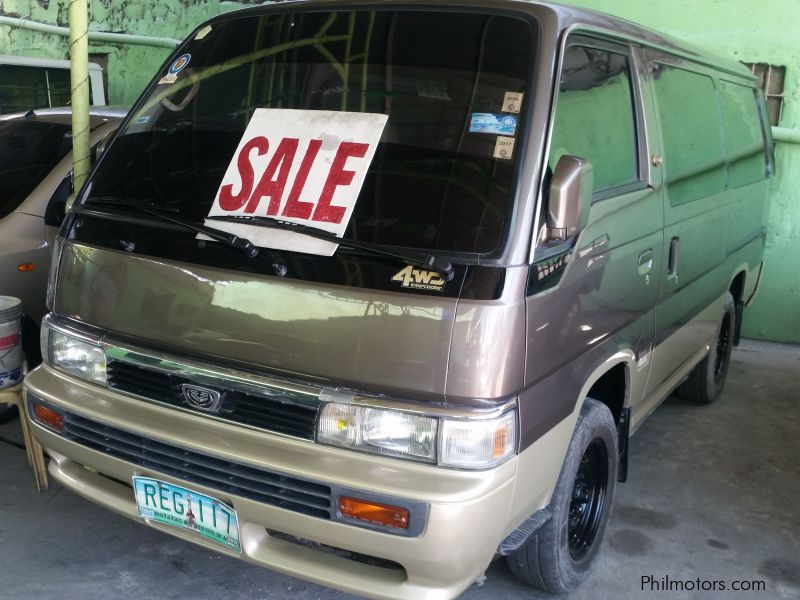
[506,399,618,593]
[679,291,735,404]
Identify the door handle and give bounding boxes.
[667,236,680,282]
[638,249,654,275]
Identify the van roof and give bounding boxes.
[213,0,753,81]
[540,1,753,79]
[0,54,104,72]
[0,106,127,127]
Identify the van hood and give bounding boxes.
[54,241,459,397]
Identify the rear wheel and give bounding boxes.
[679,291,736,404]
[506,399,618,593]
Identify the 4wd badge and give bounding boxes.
[391,265,446,292]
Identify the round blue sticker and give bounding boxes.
[169,54,191,75]
[503,116,515,127]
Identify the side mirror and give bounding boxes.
[44,173,72,227]
[547,156,593,240]
[95,127,117,160]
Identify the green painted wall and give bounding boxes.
[0,1,249,105]
[0,0,796,340]
[564,0,800,342]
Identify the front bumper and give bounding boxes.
[24,365,518,600]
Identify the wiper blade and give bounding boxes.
[207,214,455,281]
[80,197,260,259]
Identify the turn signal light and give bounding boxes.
[33,403,63,431]
[338,497,409,530]
[17,263,36,272]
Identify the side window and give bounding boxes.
[652,64,725,205]
[0,65,49,114]
[0,66,85,114]
[46,69,74,107]
[719,81,767,188]
[549,44,638,194]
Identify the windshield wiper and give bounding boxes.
[207,214,455,281]
[79,197,260,259]
[78,197,455,281]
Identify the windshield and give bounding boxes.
[84,9,535,255]
[0,120,72,219]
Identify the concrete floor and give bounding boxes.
[1,340,798,599]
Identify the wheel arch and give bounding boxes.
[728,269,747,346]
[574,351,634,422]
[574,351,634,482]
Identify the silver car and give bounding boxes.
[0,107,124,421]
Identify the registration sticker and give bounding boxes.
[133,476,241,552]
[502,91,524,113]
[158,53,191,85]
[469,113,517,135]
[493,136,516,159]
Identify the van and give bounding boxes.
[0,107,124,421]
[24,2,772,597]
[0,56,107,113]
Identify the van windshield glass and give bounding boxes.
[84,10,535,255]
[0,119,72,219]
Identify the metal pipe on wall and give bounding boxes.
[68,0,91,199]
[0,15,180,48]
[772,126,800,145]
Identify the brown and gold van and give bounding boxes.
[24,1,772,597]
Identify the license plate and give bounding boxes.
[132,476,241,552]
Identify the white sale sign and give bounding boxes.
[205,109,388,255]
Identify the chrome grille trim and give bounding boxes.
[106,359,318,440]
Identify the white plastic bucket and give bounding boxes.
[0,296,24,389]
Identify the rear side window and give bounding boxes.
[719,81,767,188]
[0,65,88,114]
[652,64,725,205]
[549,45,638,193]
[45,68,74,107]
[0,120,72,218]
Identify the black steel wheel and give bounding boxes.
[680,291,736,404]
[506,399,618,593]
[568,439,609,560]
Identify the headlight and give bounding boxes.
[317,402,516,469]
[318,403,437,462]
[42,323,107,385]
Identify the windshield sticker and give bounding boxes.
[195,25,213,40]
[469,113,517,135]
[391,265,446,292]
[159,53,191,85]
[205,108,388,256]
[416,79,451,101]
[502,91,524,113]
[493,136,516,160]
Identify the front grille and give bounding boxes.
[62,412,332,519]
[106,360,318,440]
